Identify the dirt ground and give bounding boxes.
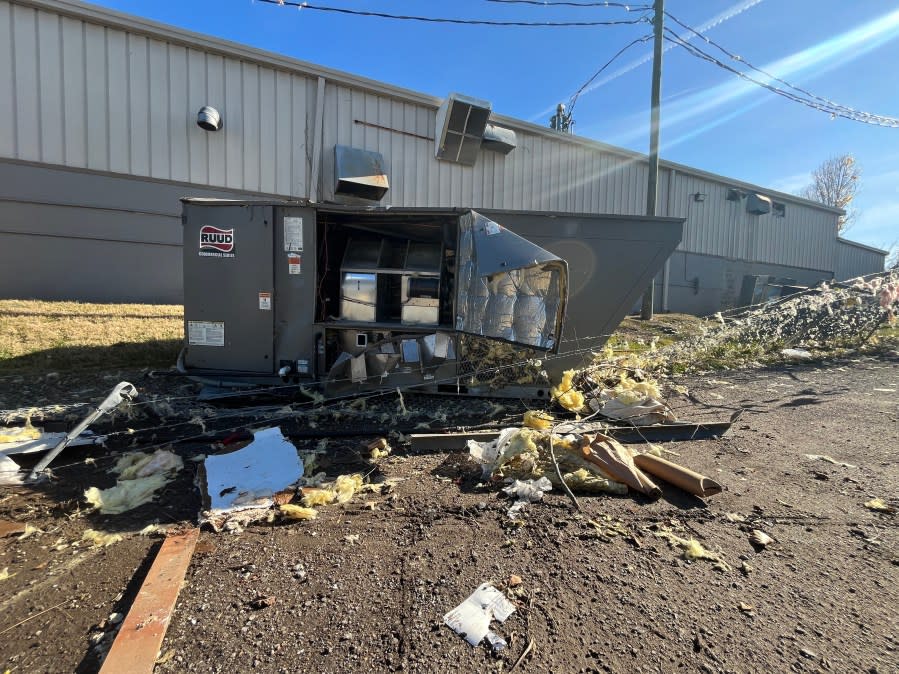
[1,353,897,674]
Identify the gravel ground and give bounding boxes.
[1,353,897,674]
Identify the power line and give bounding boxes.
[568,34,653,114]
[257,0,650,26]
[485,0,650,9]
[663,16,899,128]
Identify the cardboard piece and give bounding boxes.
[633,453,722,497]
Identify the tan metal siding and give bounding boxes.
[0,2,317,196]
[835,241,885,279]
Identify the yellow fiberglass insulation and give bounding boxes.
[559,468,628,495]
[654,529,731,571]
[279,504,318,520]
[523,410,554,430]
[301,488,336,507]
[609,376,662,406]
[0,416,42,443]
[551,370,585,412]
[82,529,123,547]
[84,473,169,515]
[333,474,364,504]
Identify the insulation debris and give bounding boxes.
[84,449,182,515]
[0,416,41,443]
[301,488,336,507]
[0,567,15,581]
[588,394,675,426]
[82,529,123,547]
[654,528,731,571]
[864,498,896,514]
[551,370,585,412]
[444,583,516,647]
[368,437,391,459]
[805,454,856,469]
[334,474,364,504]
[279,504,318,520]
[523,410,554,430]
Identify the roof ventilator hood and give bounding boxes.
[334,145,390,202]
[435,93,491,166]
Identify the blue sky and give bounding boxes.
[92,0,898,255]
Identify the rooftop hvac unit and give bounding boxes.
[435,93,491,165]
[179,200,683,400]
[746,193,772,215]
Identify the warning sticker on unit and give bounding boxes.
[284,217,303,252]
[484,220,502,236]
[258,292,272,310]
[188,321,225,347]
[287,253,302,275]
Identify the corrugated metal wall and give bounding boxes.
[1,0,317,196]
[834,240,886,280]
[0,0,844,276]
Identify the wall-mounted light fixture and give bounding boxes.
[693,192,707,202]
[197,106,223,131]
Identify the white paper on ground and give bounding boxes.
[202,427,304,512]
[443,583,516,646]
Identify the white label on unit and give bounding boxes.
[484,220,501,236]
[284,217,303,252]
[287,253,302,275]
[188,321,225,347]
[258,292,272,310]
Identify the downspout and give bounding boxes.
[662,167,675,312]
[309,76,326,201]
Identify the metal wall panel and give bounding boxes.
[834,240,886,280]
[0,1,317,196]
[0,0,849,288]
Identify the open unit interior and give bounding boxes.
[312,209,567,395]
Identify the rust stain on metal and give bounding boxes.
[99,528,199,674]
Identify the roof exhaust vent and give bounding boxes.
[334,145,390,202]
[435,93,491,165]
[481,124,517,155]
[197,106,223,131]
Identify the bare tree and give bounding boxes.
[799,154,861,233]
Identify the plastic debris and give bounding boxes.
[82,529,123,547]
[781,348,812,360]
[503,476,552,519]
[279,504,318,520]
[444,583,516,647]
[0,567,15,581]
[343,534,360,545]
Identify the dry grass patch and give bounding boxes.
[0,300,183,374]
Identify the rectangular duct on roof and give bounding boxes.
[334,145,390,201]
[746,193,772,215]
[435,93,491,165]
[482,124,517,154]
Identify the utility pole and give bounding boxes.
[640,0,664,320]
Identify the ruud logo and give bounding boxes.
[199,226,235,258]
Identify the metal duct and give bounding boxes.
[481,124,517,154]
[334,145,390,201]
[196,106,222,131]
[435,93,491,165]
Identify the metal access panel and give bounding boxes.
[182,201,275,372]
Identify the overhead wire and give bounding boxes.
[485,0,649,9]
[567,34,653,115]
[257,0,650,27]
[662,19,899,127]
